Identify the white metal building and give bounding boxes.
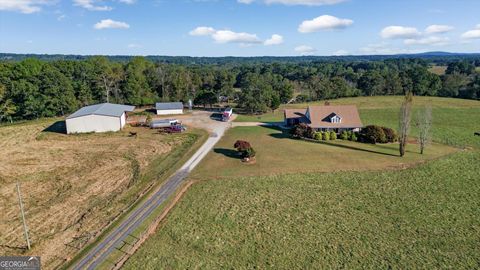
[66,103,135,134]
[155,102,184,115]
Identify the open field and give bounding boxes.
[234,96,480,148]
[428,65,448,75]
[125,96,480,269]
[234,96,480,123]
[0,119,204,269]
[191,126,456,179]
[124,150,480,269]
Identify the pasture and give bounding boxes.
[0,119,205,269]
[124,96,480,269]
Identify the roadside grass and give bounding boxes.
[191,126,456,179]
[62,128,208,270]
[124,149,480,269]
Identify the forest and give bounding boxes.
[0,55,479,122]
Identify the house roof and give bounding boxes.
[284,108,307,119]
[155,102,183,110]
[67,103,135,119]
[307,105,363,128]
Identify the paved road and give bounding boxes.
[71,112,229,270]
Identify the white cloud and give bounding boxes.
[57,14,66,20]
[333,49,348,56]
[189,26,216,36]
[424,25,454,34]
[359,43,413,55]
[0,0,54,14]
[404,36,449,46]
[74,0,112,11]
[127,43,141,48]
[189,26,279,46]
[94,19,130,29]
[238,0,346,6]
[264,34,284,45]
[298,15,353,33]
[460,24,480,39]
[295,45,316,55]
[212,30,261,44]
[118,0,136,3]
[461,29,480,39]
[380,26,420,39]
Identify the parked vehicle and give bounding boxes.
[150,119,179,129]
[160,125,186,133]
[222,107,233,122]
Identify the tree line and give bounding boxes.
[0,56,479,122]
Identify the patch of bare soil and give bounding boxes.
[0,120,186,269]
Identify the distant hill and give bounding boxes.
[1,52,479,65]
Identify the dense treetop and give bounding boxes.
[0,55,479,122]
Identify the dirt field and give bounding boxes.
[0,119,196,269]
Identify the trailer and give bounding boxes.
[222,107,233,122]
[150,119,179,129]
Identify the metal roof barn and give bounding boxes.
[155,102,184,115]
[66,103,135,134]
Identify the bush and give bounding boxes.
[330,131,337,140]
[322,131,330,141]
[304,126,315,139]
[289,123,313,138]
[234,140,252,152]
[314,132,322,141]
[382,127,398,143]
[340,131,349,140]
[359,125,387,144]
[350,133,357,142]
[234,140,256,159]
[244,147,256,158]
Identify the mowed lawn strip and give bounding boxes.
[124,150,480,269]
[191,126,456,179]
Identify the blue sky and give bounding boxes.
[0,0,479,56]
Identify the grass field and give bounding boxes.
[0,119,205,269]
[124,150,480,269]
[428,65,448,75]
[124,96,480,269]
[191,126,456,179]
[234,96,480,148]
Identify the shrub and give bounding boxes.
[330,131,337,140]
[322,131,330,141]
[314,132,322,141]
[340,131,349,140]
[382,127,398,143]
[244,147,256,158]
[350,133,358,142]
[234,140,252,152]
[234,140,255,159]
[359,125,386,144]
[304,126,315,139]
[289,123,315,139]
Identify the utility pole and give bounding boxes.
[16,182,31,250]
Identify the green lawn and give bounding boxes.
[124,96,480,269]
[191,126,456,179]
[125,150,480,269]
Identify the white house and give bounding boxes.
[66,103,135,134]
[155,102,184,115]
